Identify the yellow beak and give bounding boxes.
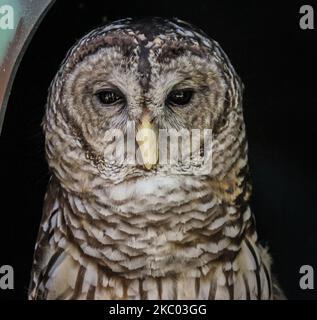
[136,113,158,170]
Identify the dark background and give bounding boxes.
[0,0,316,300]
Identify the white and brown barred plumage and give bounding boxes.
[29,17,284,300]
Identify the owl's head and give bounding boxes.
[44,17,246,191]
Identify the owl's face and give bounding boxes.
[45,18,243,188]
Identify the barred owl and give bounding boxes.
[29,17,283,300]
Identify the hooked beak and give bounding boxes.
[136,112,158,170]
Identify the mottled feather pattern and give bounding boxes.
[29,18,283,300]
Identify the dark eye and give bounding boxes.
[167,90,193,106]
[96,90,123,105]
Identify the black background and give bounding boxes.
[0,0,316,300]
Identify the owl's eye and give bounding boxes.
[167,90,193,106]
[96,90,123,105]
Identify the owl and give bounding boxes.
[28,17,284,300]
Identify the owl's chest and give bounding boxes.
[88,176,227,278]
[105,174,211,214]
[62,174,223,277]
[41,176,272,299]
